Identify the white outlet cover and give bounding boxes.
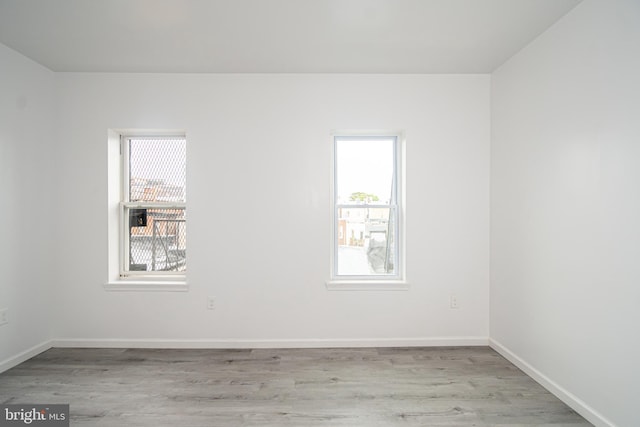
[450,295,459,309]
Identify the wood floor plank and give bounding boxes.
[0,347,591,426]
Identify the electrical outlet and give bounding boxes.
[207,296,216,310]
[0,308,8,326]
[450,295,459,309]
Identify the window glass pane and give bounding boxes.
[335,138,395,204]
[337,207,396,276]
[129,138,186,202]
[127,207,186,272]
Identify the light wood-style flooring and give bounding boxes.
[0,347,591,426]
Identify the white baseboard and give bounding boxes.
[489,338,615,427]
[53,336,488,349]
[0,340,52,374]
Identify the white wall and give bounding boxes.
[491,1,640,426]
[0,44,55,367]
[51,73,490,345]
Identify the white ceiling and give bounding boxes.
[0,0,582,74]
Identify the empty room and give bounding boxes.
[0,0,638,426]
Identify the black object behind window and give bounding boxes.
[130,208,147,227]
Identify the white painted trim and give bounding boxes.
[326,280,410,291]
[0,340,52,374]
[103,281,188,292]
[53,337,488,349]
[489,338,616,427]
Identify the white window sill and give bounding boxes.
[104,280,188,292]
[326,280,410,291]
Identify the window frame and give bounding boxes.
[328,131,407,290]
[119,134,187,280]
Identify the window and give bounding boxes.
[120,136,186,278]
[330,133,405,287]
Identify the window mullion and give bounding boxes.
[122,202,187,209]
